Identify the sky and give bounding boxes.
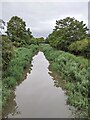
[0,0,89,38]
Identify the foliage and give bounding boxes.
[35,37,45,43]
[31,37,45,45]
[47,17,88,51]
[2,45,38,107]
[6,16,33,46]
[2,35,13,72]
[2,87,11,108]
[68,39,90,58]
[41,44,89,117]
[7,16,26,40]
[30,38,38,45]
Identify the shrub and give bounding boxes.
[41,44,89,117]
[3,77,17,88]
[68,39,90,58]
[2,35,13,72]
[2,45,38,107]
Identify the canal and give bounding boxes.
[3,51,73,118]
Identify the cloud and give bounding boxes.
[1,0,89,2]
[1,2,88,37]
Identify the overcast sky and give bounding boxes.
[0,0,89,38]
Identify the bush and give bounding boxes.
[2,35,13,72]
[68,39,90,58]
[2,45,38,107]
[3,77,17,88]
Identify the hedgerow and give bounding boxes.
[68,39,90,58]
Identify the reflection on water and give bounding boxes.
[3,51,74,118]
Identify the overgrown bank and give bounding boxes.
[2,43,89,118]
[2,45,38,108]
[41,44,89,118]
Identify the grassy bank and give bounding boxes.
[41,44,89,118]
[2,44,38,108]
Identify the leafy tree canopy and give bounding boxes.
[7,16,26,40]
[2,35,13,72]
[6,16,33,46]
[47,17,88,51]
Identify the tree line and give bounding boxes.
[0,16,89,74]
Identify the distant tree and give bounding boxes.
[26,28,33,38]
[30,37,45,45]
[6,16,26,43]
[6,16,33,46]
[23,28,33,45]
[48,17,88,51]
[37,37,45,43]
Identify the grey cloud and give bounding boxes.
[1,0,89,3]
[1,2,88,37]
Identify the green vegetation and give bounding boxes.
[47,17,88,58]
[44,17,89,118]
[1,15,89,118]
[2,16,33,75]
[68,39,90,58]
[41,44,89,117]
[2,45,38,107]
[7,16,33,47]
[1,16,40,109]
[2,35,13,72]
[31,37,45,45]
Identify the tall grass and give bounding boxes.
[2,44,38,107]
[41,44,89,118]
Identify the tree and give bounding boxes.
[30,37,45,45]
[36,37,45,44]
[48,17,88,51]
[24,28,33,45]
[7,16,26,42]
[26,28,33,38]
[2,35,13,72]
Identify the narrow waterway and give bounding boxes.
[4,51,74,118]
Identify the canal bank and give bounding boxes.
[2,45,38,114]
[41,44,88,118]
[3,51,74,118]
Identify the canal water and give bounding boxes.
[3,51,73,118]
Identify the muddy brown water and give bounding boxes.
[3,51,74,118]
